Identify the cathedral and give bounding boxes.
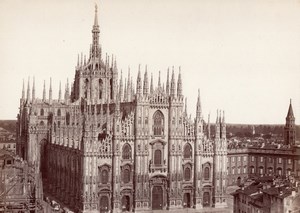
[16,6,227,213]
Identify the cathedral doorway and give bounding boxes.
[152,186,163,210]
[121,195,130,212]
[100,196,109,213]
[183,193,191,208]
[203,192,210,207]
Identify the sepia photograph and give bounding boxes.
[0,0,300,212]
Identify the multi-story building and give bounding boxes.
[227,101,300,186]
[16,6,228,213]
[232,177,300,213]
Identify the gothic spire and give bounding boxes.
[287,99,294,118]
[170,67,176,97]
[27,77,30,101]
[91,4,100,58]
[119,70,123,102]
[43,80,46,101]
[22,79,25,99]
[150,73,154,94]
[216,110,219,124]
[196,89,201,118]
[58,81,62,101]
[207,113,211,139]
[166,68,170,95]
[143,66,149,95]
[32,77,35,101]
[137,65,142,95]
[177,67,182,97]
[222,110,225,124]
[124,79,127,102]
[158,71,161,88]
[49,78,52,102]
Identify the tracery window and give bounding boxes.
[183,143,192,159]
[204,167,210,180]
[123,168,130,183]
[101,169,109,184]
[153,110,164,136]
[122,144,131,160]
[154,149,162,165]
[184,167,191,181]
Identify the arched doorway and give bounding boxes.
[203,192,210,207]
[183,193,191,208]
[152,186,163,210]
[121,195,130,212]
[100,196,109,213]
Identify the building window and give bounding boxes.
[238,156,241,162]
[238,167,241,174]
[250,166,255,174]
[145,117,148,125]
[243,156,247,162]
[183,143,192,159]
[259,167,264,175]
[278,168,282,176]
[99,79,103,99]
[243,166,247,174]
[232,157,235,162]
[278,158,282,164]
[122,144,131,160]
[288,159,292,164]
[251,156,255,162]
[101,170,109,184]
[260,157,264,163]
[232,167,235,175]
[204,167,210,180]
[269,157,273,163]
[57,109,61,116]
[287,169,291,176]
[138,117,142,124]
[40,108,44,116]
[184,167,191,181]
[123,168,130,183]
[154,149,162,165]
[153,110,164,136]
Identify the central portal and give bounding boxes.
[152,186,163,210]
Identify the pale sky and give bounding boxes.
[0,0,300,124]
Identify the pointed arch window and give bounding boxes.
[153,110,164,136]
[122,167,130,184]
[40,108,44,116]
[57,109,61,116]
[204,167,210,180]
[99,79,103,99]
[122,144,131,160]
[183,143,192,159]
[154,149,162,165]
[184,167,191,181]
[101,169,109,184]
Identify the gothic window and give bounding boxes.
[138,117,142,124]
[153,110,164,136]
[84,79,89,99]
[250,166,255,174]
[184,167,191,181]
[183,143,192,159]
[57,109,61,116]
[204,167,210,180]
[110,78,113,100]
[40,109,44,116]
[122,144,131,160]
[66,113,70,125]
[154,149,162,165]
[101,169,109,184]
[277,168,282,176]
[123,168,130,183]
[99,79,103,99]
[145,117,148,125]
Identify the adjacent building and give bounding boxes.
[227,101,300,186]
[16,6,228,213]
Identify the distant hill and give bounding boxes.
[0,120,17,133]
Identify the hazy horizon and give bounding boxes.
[0,0,299,124]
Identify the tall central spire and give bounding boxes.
[91,4,100,59]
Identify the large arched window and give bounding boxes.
[154,149,162,165]
[153,111,164,136]
[183,143,192,159]
[122,144,131,160]
[101,169,109,184]
[40,108,44,116]
[99,79,103,99]
[204,167,210,180]
[123,168,130,183]
[184,167,191,181]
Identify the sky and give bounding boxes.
[0,0,300,124]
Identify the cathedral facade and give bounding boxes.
[16,6,227,213]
